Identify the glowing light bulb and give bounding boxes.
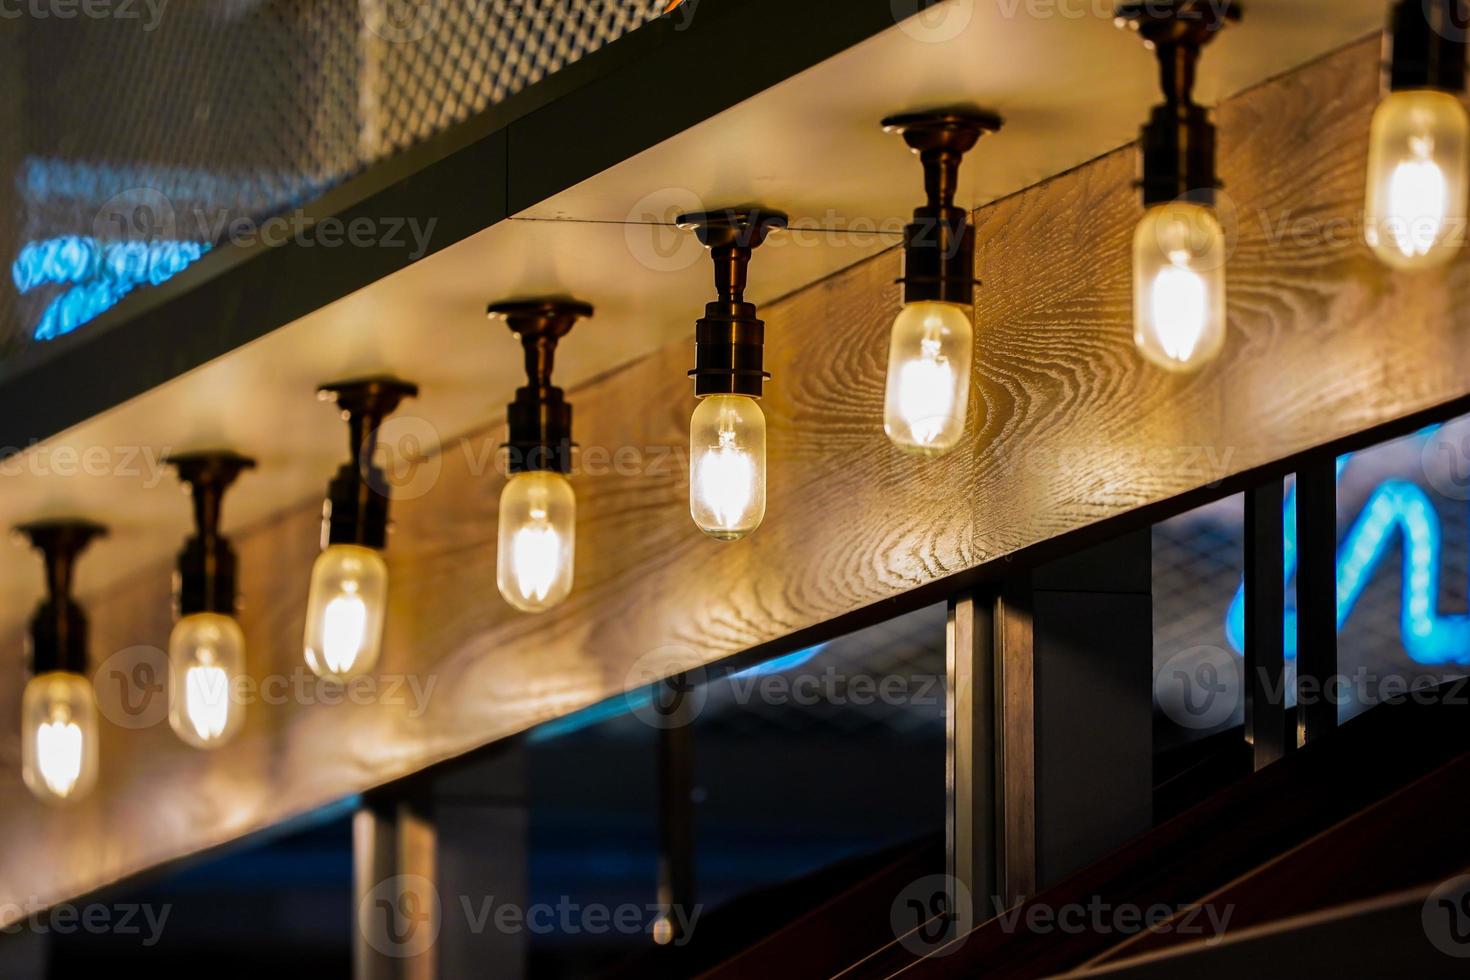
[883,300,973,455]
[304,544,388,681]
[497,470,576,613]
[1132,201,1227,371]
[168,612,245,749]
[690,394,766,540]
[1365,89,1470,270]
[21,671,99,804]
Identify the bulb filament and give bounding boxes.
[896,330,956,447]
[1150,252,1208,364]
[511,505,562,604]
[1387,135,1448,259]
[184,662,231,742]
[697,422,756,530]
[322,586,369,674]
[36,706,83,798]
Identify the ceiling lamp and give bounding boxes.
[167,451,255,749]
[488,299,592,613]
[881,109,1001,456]
[679,207,788,541]
[1365,0,1469,269]
[16,519,106,805]
[305,377,418,681]
[1116,0,1240,372]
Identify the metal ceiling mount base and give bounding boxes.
[677,208,788,252]
[168,450,256,617]
[883,109,1002,158]
[679,208,788,400]
[1116,1,1241,207]
[488,299,594,474]
[15,519,107,675]
[1114,0,1240,49]
[884,108,1002,306]
[317,376,419,549]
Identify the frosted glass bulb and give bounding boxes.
[883,300,974,455]
[1132,202,1227,371]
[497,470,576,612]
[304,543,389,681]
[1365,89,1470,270]
[690,393,766,540]
[168,613,246,749]
[21,671,99,804]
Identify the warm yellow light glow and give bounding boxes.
[1132,202,1227,372]
[185,666,229,740]
[168,612,246,749]
[37,717,82,796]
[883,300,973,455]
[497,470,576,613]
[1388,155,1448,255]
[304,544,389,681]
[1150,264,1208,363]
[1365,89,1470,270]
[22,671,99,804]
[690,394,766,540]
[323,592,368,673]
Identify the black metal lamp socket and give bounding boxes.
[1116,0,1241,207]
[169,451,256,618]
[318,376,419,550]
[1388,0,1467,93]
[15,519,106,676]
[883,109,1001,306]
[679,208,788,400]
[488,299,594,475]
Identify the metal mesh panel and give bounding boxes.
[367,0,666,157]
[2,0,664,358]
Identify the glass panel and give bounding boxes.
[1152,493,1247,754]
[501,602,947,977]
[692,604,946,908]
[1153,416,1470,754]
[1336,420,1470,722]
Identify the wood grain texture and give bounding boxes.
[3,35,1470,916]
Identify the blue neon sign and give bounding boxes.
[1225,434,1470,665]
[12,235,209,340]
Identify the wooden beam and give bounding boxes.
[3,35,1470,916]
